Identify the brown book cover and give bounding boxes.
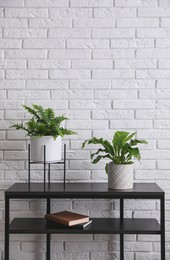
[45,211,89,226]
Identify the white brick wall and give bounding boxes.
[0,0,170,259]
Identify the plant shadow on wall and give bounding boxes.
[82,131,147,189]
[11,104,77,162]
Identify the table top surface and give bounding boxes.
[5,182,164,198]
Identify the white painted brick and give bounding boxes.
[0,161,24,170]
[70,80,111,89]
[26,0,69,7]
[29,18,71,28]
[117,18,159,27]
[0,101,24,110]
[159,0,170,6]
[112,79,155,89]
[137,70,170,79]
[115,0,157,6]
[113,100,155,109]
[0,18,27,28]
[4,28,47,38]
[137,129,170,139]
[50,8,92,18]
[111,39,154,48]
[6,70,48,79]
[5,8,48,18]
[93,69,135,79]
[135,170,170,180]
[72,60,113,69]
[0,90,6,99]
[62,110,90,120]
[26,80,68,89]
[95,90,137,99]
[74,18,115,28]
[91,252,134,260]
[10,252,46,260]
[0,0,24,7]
[49,49,91,59]
[51,90,93,100]
[94,7,136,17]
[50,70,90,79]
[154,120,170,129]
[158,160,170,170]
[0,80,24,89]
[66,241,108,251]
[0,70,4,79]
[28,60,70,69]
[137,49,170,58]
[92,28,135,38]
[136,110,170,119]
[22,241,63,252]
[0,39,21,49]
[158,140,170,149]
[70,0,113,7]
[139,89,170,99]
[49,28,91,38]
[5,110,29,120]
[110,241,153,252]
[0,60,26,69]
[5,50,47,59]
[67,120,108,130]
[8,90,50,100]
[67,39,109,49]
[93,49,135,59]
[25,100,68,110]
[159,60,170,68]
[110,120,152,129]
[115,59,157,69]
[54,253,89,260]
[23,39,65,49]
[137,28,170,38]
[157,100,170,109]
[139,7,170,17]
[92,110,134,119]
[141,150,170,159]
[161,18,170,27]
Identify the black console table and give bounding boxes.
[5,183,165,260]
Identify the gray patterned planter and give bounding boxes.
[108,163,133,190]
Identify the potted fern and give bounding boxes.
[12,104,76,162]
[82,131,147,189]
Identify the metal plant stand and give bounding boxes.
[4,183,165,260]
[28,143,66,189]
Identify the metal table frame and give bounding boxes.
[4,183,165,260]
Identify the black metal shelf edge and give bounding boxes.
[6,183,164,199]
[9,218,161,235]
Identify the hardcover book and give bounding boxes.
[46,219,93,229]
[45,211,89,226]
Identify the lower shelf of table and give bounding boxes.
[9,218,161,235]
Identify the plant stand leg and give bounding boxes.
[28,144,31,190]
[44,145,46,190]
[64,144,66,189]
[46,198,51,260]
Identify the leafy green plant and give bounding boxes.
[82,131,147,172]
[12,104,76,140]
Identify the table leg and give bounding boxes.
[120,198,124,260]
[161,196,165,260]
[5,195,10,260]
[46,198,51,260]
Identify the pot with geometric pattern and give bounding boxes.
[108,163,133,190]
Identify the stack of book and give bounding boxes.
[45,210,92,229]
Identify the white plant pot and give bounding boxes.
[30,136,62,162]
[108,163,133,190]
